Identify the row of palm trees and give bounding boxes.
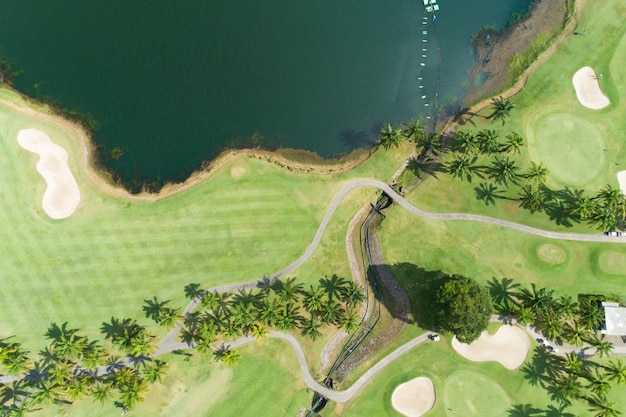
[527,346,625,416]
[489,278,618,355]
[174,276,366,353]
[0,321,165,415]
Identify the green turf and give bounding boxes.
[0,90,412,351]
[443,371,511,416]
[528,113,605,186]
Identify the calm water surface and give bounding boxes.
[0,0,530,187]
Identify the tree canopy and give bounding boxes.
[434,274,493,343]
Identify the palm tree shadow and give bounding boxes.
[508,403,543,417]
[474,182,505,206]
[545,404,575,417]
[338,128,373,149]
[406,158,444,180]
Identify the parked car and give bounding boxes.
[605,231,619,236]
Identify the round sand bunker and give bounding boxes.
[391,377,436,417]
[452,325,530,370]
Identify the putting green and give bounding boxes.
[528,113,605,186]
[443,371,511,417]
[596,250,626,275]
[535,243,568,266]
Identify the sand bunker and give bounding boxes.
[17,128,81,219]
[391,377,436,417]
[452,325,530,370]
[617,171,626,195]
[572,66,610,109]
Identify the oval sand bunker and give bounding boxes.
[391,377,435,417]
[17,129,81,219]
[452,325,530,370]
[572,66,609,109]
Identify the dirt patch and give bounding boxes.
[536,243,567,265]
[465,0,569,105]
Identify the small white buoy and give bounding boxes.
[421,95,427,99]
[420,62,426,66]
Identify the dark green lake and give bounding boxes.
[0,0,530,187]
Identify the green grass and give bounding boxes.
[0,89,412,352]
[30,339,310,417]
[443,371,511,416]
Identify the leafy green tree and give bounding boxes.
[379,123,403,150]
[488,96,515,125]
[434,275,493,343]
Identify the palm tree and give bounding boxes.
[273,278,303,304]
[586,334,613,358]
[118,376,149,410]
[518,184,545,213]
[30,380,62,406]
[525,162,549,186]
[562,351,584,374]
[403,118,425,142]
[416,133,442,156]
[568,194,599,221]
[488,96,515,125]
[258,297,281,326]
[516,284,555,315]
[564,322,587,347]
[341,282,365,309]
[301,285,326,314]
[477,129,502,154]
[320,275,349,302]
[596,185,625,212]
[141,359,168,384]
[556,295,579,320]
[275,303,301,331]
[487,156,521,186]
[320,300,343,325]
[91,381,114,404]
[591,209,618,232]
[379,123,403,150]
[453,131,480,155]
[159,307,183,329]
[513,306,536,326]
[341,311,361,334]
[501,132,524,154]
[215,348,241,367]
[474,182,505,206]
[251,323,269,343]
[201,291,220,310]
[586,369,611,396]
[550,373,582,406]
[232,302,256,333]
[446,154,480,182]
[586,394,622,417]
[540,310,564,341]
[128,330,157,357]
[65,376,90,402]
[300,316,322,341]
[604,359,626,385]
[82,345,107,371]
[47,360,73,385]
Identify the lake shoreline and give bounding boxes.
[0,0,583,199]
